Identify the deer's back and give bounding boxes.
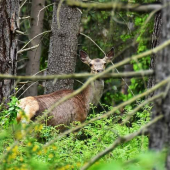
[18,90,87,129]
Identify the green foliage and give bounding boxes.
[0,96,21,127]
[2,0,158,169]
[92,151,166,170]
[0,99,164,170]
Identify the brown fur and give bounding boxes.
[17,89,89,130]
[34,89,87,127]
[17,96,39,122]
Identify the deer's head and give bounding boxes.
[80,47,114,74]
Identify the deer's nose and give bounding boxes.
[97,69,103,73]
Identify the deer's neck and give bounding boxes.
[81,79,104,111]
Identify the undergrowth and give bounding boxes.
[0,97,165,170]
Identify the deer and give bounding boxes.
[17,47,114,131]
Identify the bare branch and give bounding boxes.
[20,30,51,51]
[66,0,162,12]
[16,30,25,35]
[0,70,153,80]
[80,33,106,55]
[37,3,54,26]
[19,16,30,20]
[57,0,65,29]
[19,0,28,11]
[17,44,39,54]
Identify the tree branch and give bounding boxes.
[20,30,51,51]
[122,92,164,125]
[19,16,30,20]
[37,3,54,26]
[0,70,153,80]
[17,44,39,54]
[67,0,162,12]
[80,115,163,170]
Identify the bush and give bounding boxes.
[0,97,165,170]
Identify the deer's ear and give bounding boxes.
[103,47,114,63]
[79,50,91,64]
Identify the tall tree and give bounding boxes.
[0,0,19,103]
[25,0,45,97]
[149,0,170,169]
[45,2,81,94]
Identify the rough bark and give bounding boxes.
[0,0,19,103]
[149,0,170,169]
[45,2,81,94]
[25,0,45,97]
[147,11,162,92]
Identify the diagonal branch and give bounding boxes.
[17,44,39,54]
[122,92,164,124]
[20,30,51,51]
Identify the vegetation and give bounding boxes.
[0,0,169,169]
[1,96,165,170]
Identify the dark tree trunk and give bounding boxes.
[149,0,170,169]
[45,3,81,94]
[0,0,19,103]
[25,0,45,97]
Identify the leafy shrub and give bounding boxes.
[0,98,165,170]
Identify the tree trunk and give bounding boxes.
[25,0,45,97]
[149,0,170,169]
[147,11,162,92]
[45,2,81,94]
[0,0,19,103]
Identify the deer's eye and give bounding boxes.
[104,63,106,66]
[89,64,92,67]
